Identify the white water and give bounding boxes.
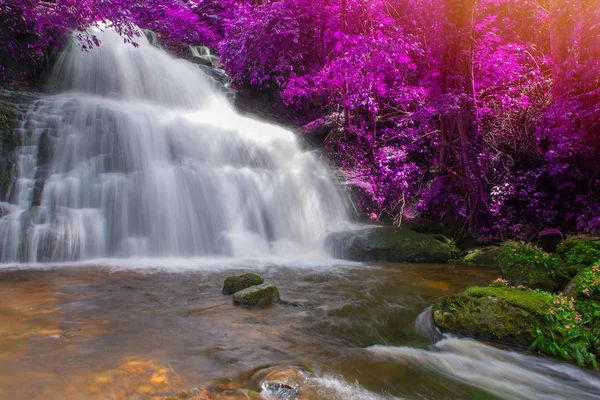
[367,338,600,400]
[0,28,350,263]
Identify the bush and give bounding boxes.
[557,236,600,266]
[534,293,599,369]
[499,242,563,291]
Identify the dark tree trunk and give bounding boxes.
[438,0,491,233]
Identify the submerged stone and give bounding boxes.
[432,286,552,346]
[325,227,450,263]
[233,283,279,306]
[222,273,264,295]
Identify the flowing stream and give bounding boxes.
[0,29,599,400]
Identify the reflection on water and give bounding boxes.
[0,263,598,399]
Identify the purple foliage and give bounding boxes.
[1,0,599,237]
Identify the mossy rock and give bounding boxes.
[222,273,264,295]
[233,283,279,307]
[432,286,553,346]
[496,242,566,292]
[503,264,563,292]
[563,266,600,301]
[325,227,450,263]
[557,236,600,266]
[463,246,502,268]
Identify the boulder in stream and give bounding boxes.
[432,286,552,346]
[233,283,280,307]
[325,227,450,263]
[222,273,264,295]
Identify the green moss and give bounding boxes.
[0,99,17,151]
[557,236,600,266]
[463,246,502,268]
[222,273,264,295]
[464,287,553,313]
[499,242,564,291]
[233,283,279,306]
[363,227,450,263]
[432,286,552,346]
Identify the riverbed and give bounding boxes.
[1,261,599,399]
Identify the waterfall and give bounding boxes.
[0,28,350,263]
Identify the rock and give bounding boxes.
[562,266,600,301]
[432,286,553,346]
[300,113,344,143]
[222,273,264,295]
[0,99,17,201]
[188,45,219,67]
[325,227,450,263]
[503,261,563,293]
[233,283,279,306]
[538,228,563,253]
[431,233,452,244]
[401,218,445,234]
[463,246,502,268]
[252,366,304,399]
[141,29,161,48]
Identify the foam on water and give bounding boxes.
[0,27,351,263]
[367,338,600,400]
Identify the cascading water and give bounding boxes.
[0,28,350,263]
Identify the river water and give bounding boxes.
[0,261,599,400]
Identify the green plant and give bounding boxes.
[576,265,600,299]
[533,293,599,369]
[557,236,600,266]
[500,242,560,270]
[490,278,509,287]
[447,238,461,260]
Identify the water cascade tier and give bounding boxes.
[0,29,350,263]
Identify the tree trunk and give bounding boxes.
[438,0,490,232]
[548,0,571,98]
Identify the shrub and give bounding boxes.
[557,236,600,266]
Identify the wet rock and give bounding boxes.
[0,99,18,200]
[222,273,264,295]
[188,45,220,67]
[142,29,161,48]
[463,246,502,268]
[401,218,445,234]
[300,113,343,143]
[325,227,450,264]
[538,228,563,253]
[432,286,552,346]
[233,283,279,307]
[253,366,304,399]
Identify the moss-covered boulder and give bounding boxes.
[496,242,567,292]
[222,273,264,295]
[325,227,450,263]
[463,246,502,268]
[233,283,279,307]
[557,236,600,266]
[563,265,600,301]
[432,286,553,346]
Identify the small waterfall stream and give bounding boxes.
[0,28,350,263]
